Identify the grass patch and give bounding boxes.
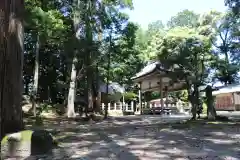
[1,130,33,145]
[167,118,239,130]
[1,130,60,147]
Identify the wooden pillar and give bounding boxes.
[139,82,142,114]
[160,78,164,113]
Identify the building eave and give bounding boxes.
[132,62,169,82]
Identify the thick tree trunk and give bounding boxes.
[189,95,197,120]
[96,25,102,114]
[206,85,216,120]
[85,0,94,117]
[191,84,200,120]
[87,65,93,114]
[67,57,77,118]
[187,84,197,120]
[32,34,40,117]
[66,0,79,118]
[95,65,101,113]
[0,0,24,139]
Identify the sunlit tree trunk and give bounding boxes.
[190,84,199,120]
[0,0,24,139]
[32,34,40,117]
[66,0,80,118]
[186,83,197,120]
[67,57,77,118]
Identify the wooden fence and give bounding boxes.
[101,101,189,113]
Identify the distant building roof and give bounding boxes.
[213,83,240,95]
[132,61,166,80]
[99,82,125,94]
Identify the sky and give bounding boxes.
[124,0,228,29]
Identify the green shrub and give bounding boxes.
[123,92,138,101]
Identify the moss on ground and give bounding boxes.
[1,130,59,147]
[1,130,33,145]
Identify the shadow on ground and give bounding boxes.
[23,115,240,160]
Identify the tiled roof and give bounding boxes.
[99,82,125,94]
[132,61,161,80]
[213,83,240,95]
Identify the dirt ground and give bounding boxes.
[21,115,240,159]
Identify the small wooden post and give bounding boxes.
[126,103,129,111]
[131,101,134,112]
[108,103,111,110]
[165,86,168,108]
[101,103,105,111]
[153,103,157,114]
[139,82,142,114]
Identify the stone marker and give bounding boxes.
[1,130,55,159]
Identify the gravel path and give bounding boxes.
[8,115,240,160]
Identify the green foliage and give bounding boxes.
[1,130,33,144]
[143,31,165,61]
[147,20,165,39]
[167,9,200,28]
[123,92,137,101]
[170,90,188,102]
[22,0,239,118]
[225,0,240,16]
[23,0,140,107]
[157,27,212,85]
[201,10,240,84]
[99,22,144,86]
[149,92,161,100]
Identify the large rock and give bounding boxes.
[1,130,56,159]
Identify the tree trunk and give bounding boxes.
[104,31,112,119]
[67,57,77,118]
[206,85,216,120]
[87,64,93,114]
[95,65,101,113]
[187,83,197,120]
[24,78,30,95]
[32,34,40,117]
[85,0,94,117]
[0,0,24,139]
[190,84,200,120]
[95,25,102,114]
[66,0,80,118]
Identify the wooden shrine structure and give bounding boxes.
[213,84,240,111]
[132,61,186,114]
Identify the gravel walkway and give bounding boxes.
[6,115,240,160]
